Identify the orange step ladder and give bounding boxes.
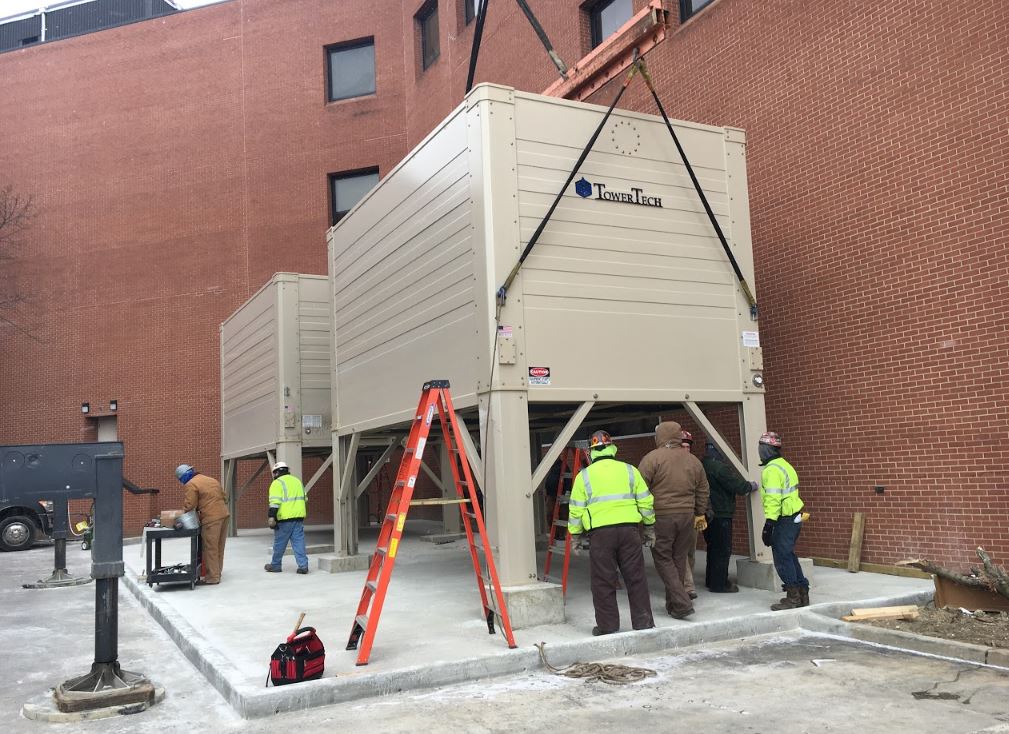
[540,444,587,596]
[346,380,518,665]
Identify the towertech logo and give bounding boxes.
[573,177,663,208]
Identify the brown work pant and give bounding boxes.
[200,518,228,584]
[588,525,654,633]
[652,513,695,616]
[682,528,696,594]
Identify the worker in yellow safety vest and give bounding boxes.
[568,430,655,636]
[264,462,309,575]
[759,432,809,610]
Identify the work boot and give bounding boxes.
[297,567,309,575]
[592,626,617,636]
[264,564,282,573]
[670,608,695,620]
[798,586,810,607]
[710,583,739,594]
[770,586,801,611]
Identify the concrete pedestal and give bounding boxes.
[317,554,372,573]
[420,533,466,544]
[736,558,815,591]
[494,582,565,629]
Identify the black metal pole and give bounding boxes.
[54,537,67,573]
[94,577,118,664]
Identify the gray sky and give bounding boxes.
[0,0,224,22]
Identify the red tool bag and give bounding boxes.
[268,627,326,686]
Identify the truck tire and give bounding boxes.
[0,515,37,552]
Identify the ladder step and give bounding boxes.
[355,614,369,630]
[366,580,378,593]
[385,513,398,522]
[409,498,470,506]
[376,546,388,556]
[554,520,568,527]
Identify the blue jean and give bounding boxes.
[771,515,808,590]
[271,520,308,570]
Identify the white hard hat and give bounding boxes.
[272,461,289,473]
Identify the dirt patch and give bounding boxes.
[865,607,1009,649]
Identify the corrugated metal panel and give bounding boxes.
[297,276,332,443]
[220,283,278,458]
[513,92,745,397]
[0,16,42,52]
[330,107,479,433]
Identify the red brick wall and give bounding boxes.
[1,0,1006,570]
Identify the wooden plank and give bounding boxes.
[812,557,931,580]
[850,605,918,617]
[842,605,919,622]
[409,498,471,506]
[847,512,866,573]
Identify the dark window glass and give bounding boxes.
[465,0,483,24]
[418,2,440,70]
[329,169,379,225]
[679,0,713,21]
[326,39,376,102]
[589,0,632,48]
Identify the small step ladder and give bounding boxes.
[541,445,587,596]
[345,380,518,665]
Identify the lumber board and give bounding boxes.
[847,512,865,573]
[842,605,919,622]
[811,557,931,580]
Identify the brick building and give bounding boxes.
[0,0,1005,569]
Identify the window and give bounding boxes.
[329,169,379,225]
[326,39,376,102]
[464,0,484,25]
[417,1,440,70]
[679,0,713,21]
[589,0,632,48]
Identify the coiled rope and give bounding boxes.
[534,642,657,685]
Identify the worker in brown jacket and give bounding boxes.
[638,421,709,619]
[175,464,230,585]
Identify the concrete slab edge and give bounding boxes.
[121,583,942,720]
[21,687,166,722]
[798,590,1009,671]
[120,572,249,713]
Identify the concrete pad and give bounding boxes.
[317,553,371,572]
[420,532,467,544]
[113,519,935,717]
[496,582,564,628]
[736,556,815,591]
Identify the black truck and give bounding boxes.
[0,498,54,551]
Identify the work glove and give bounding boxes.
[268,517,277,530]
[761,518,775,547]
[693,515,708,532]
[748,480,759,493]
[572,534,588,553]
[642,525,656,548]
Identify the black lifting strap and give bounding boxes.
[496,60,641,315]
[465,0,491,93]
[636,58,758,318]
[467,0,568,94]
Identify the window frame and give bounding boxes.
[588,0,633,49]
[679,0,713,22]
[324,37,377,104]
[417,0,440,71]
[328,167,380,226]
[464,0,482,25]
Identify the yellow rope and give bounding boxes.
[535,642,657,685]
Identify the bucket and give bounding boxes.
[175,510,200,530]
